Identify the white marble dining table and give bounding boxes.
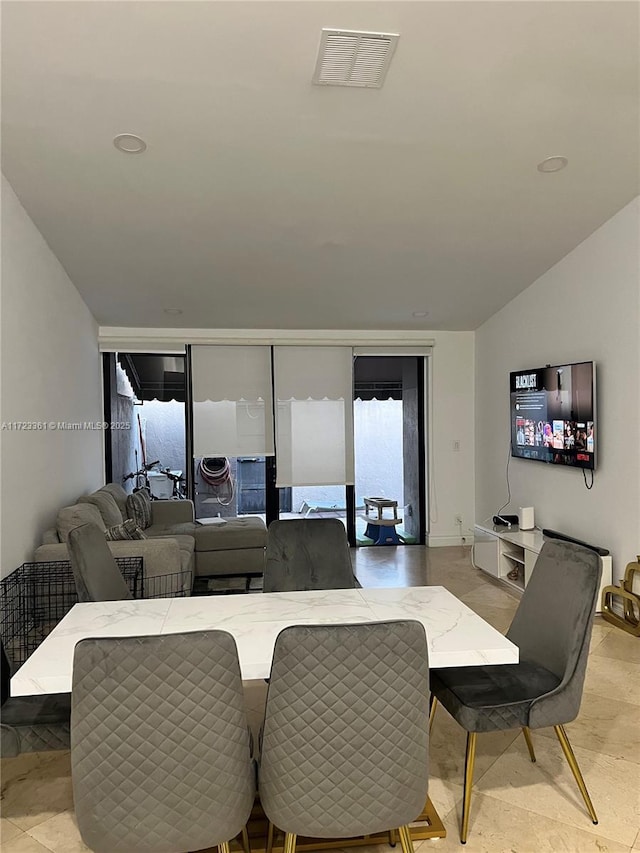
[11,585,518,696]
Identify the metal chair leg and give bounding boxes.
[283,832,297,853]
[388,828,397,847]
[218,842,230,853]
[266,822,274,853]
[397,825,414,853]
[429,695,438,733]
[554,724,598,824]
[460,732,477,844]
[522,726,536,762]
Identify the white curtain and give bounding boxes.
[274,346,354,487]
[191,346,274,457]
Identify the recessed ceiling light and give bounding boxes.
[113,133,147,154]
[163,308,183,316]
[537,156,568,173]
[412,311,429,318]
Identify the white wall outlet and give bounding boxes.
[453,440,461,451]
[455,513,463,525]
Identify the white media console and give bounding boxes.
[473,524,612,613]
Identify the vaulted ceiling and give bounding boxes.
[2,1,638,331]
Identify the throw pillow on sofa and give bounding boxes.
[105,519,147,541]
[126,490,152,530]
[78,491,123,528]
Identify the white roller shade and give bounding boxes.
[274,346,354,487]
[192,346,274,457]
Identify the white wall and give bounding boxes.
[1,176,104,575]
[427,332,475,546]
[475,198,640,583]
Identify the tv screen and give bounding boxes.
[510,361,596,470]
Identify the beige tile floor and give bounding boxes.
[1,545,639,853]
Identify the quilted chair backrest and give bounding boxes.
[264,518,355,592]
[67,523,132,602]
[71,631,255,853]
[507,540,602,727]
[259,620,430,839]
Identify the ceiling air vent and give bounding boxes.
[312,29,399,89]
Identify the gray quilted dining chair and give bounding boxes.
[1,639,71,758]
[264,518,357,592]
[71,630,255,853]
[430,540,602,843]
[68,522,132,602]
[259,621,430,853]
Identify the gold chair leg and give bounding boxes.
[283,832,297,853]
[397,825,414,853]
[522,726,536,762]
[388,828,397,847]
[218,843,230,853]
[241,826,251,853]
[266,822,275,853]
[554,725,598,824]
[429,696,438,733]
[460,732,477,844]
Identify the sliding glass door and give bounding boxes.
[104,347,427,547]
[353,355,426,547]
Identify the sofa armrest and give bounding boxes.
[34,539,183,579]
[151,499,195,526]
[107,540,183,579]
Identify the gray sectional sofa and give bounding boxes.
[35,483,267,595]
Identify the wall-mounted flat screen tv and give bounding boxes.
[510,361,596,470]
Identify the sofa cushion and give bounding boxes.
[148,534,195,557]
[78,491,122,528]
[126,490,152,530]
[195,517,267,553]
[101,483,129,519]
[57,505,106,543]
[145,522,200,538]
[105,519,147,541]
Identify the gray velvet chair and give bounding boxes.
[259,621,430,853]
[430,540,602,843]
[264,518,357,592]
[71,630,255,853]
[0,639,71,758]
[67,522,133,602]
